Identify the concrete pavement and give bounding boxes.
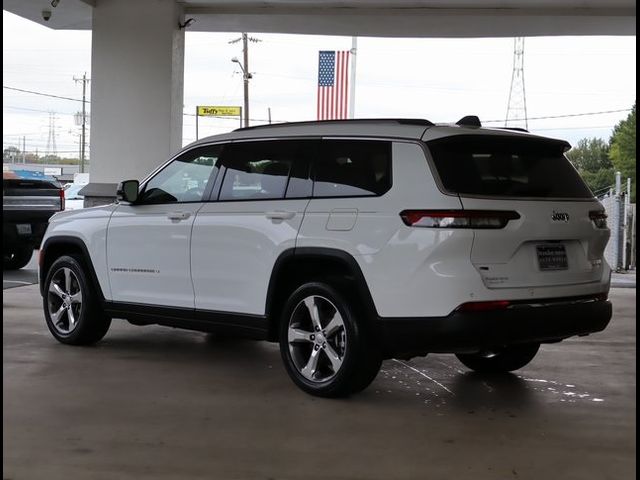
[2,250,38,290]
[3,286,636,480]
[611,269,636,288]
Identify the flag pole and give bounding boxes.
[348,37,357,119]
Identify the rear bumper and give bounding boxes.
[3,211,54,247]
[376,296,612,358]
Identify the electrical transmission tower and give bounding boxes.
[45,112,58,158]
[505,37,528,129]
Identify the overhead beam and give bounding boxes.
[184,6,636,37]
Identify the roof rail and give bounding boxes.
[456,115,482,127]
[496,126,530,133]
[233,118,434,131]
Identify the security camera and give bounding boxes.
[42,10,52,21]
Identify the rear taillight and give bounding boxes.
[400,210,520,229]
[59,188,65,211]
[589,210,608,229]
[457,300,511,312]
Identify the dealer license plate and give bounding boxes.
[536,244,568,271]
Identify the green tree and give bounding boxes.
[567,137,614,195]
[3,146,20,162]
[609,102,636,201]
[567,138,611,172]
[579,168,616,196]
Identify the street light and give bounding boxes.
[231,52,253,127]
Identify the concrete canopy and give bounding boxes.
[4,0,637,37]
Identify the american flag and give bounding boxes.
[317,50,350,120]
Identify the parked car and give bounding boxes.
[38,118,612,397]
[63,183,85,211]
[3,171,64,270]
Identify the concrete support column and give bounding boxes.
[84,0,184,205]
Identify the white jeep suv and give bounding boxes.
[39,118,612,397]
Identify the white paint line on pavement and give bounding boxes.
[393,359,455,395]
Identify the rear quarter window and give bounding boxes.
[426,135,593,199]
[313,140,392,198]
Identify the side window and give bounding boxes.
[138,146,222,204]
[314,140,392,197]
[218,140,314,201]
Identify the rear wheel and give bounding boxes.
[43,255,111,345]
[3,245,34,270]
[279,282,381,397]
[456,343,540,373]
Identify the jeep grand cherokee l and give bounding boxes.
[39,118,612,397]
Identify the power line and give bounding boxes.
[4,85,631,127]
[3,86,87,103]
[3,105,76,114]
[593,184,615,193]
[484,108,632,123]
[533,125,614,131]
[189,109,630,125]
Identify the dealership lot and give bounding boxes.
[3,280,635,479]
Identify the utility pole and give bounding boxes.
[22,136,26,163]
[230,33,260,128]
[268,107,272,124]
[74,72,90,173]
[242,33,250,128]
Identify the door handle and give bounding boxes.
[265,211,296,220]
[167,211,191,220]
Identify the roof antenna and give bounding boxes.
[456,116,482,127]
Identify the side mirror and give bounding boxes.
[116,179,139,203]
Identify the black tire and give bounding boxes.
[43,255,111,345]
[456,343,540,373]
[3,245,34,270]
[279,282,382,398]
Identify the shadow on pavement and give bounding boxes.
[450,371,536,411]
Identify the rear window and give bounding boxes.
[426,135,593,199]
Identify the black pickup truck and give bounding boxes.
[3,172,64,270]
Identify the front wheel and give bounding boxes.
[43,255,111,345]
[456,343,540,373]
[279,282,381,398]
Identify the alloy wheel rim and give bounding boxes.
[47,267,83,335]
[287,295,347,383]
